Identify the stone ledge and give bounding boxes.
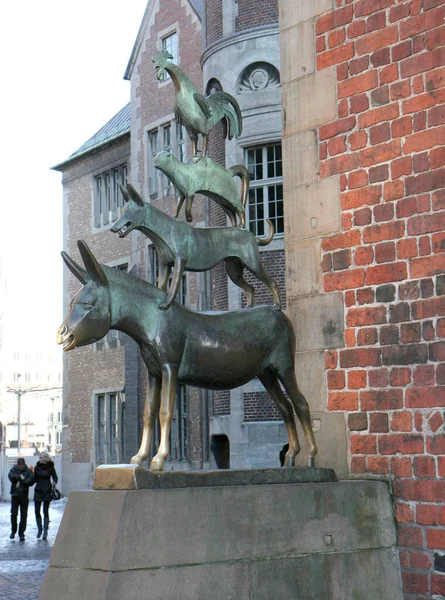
[94,464,338,490]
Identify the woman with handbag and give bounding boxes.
[33,451,58,540]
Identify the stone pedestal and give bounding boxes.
[39,477,403,599]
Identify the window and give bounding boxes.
[56,431,62,446]
[95,392,123,465]
[147,247,187,305]
[94,263,128,349]
[160,32,178,81]
[246,144,283,238]
[57,411,63,423]
[93,164,127,229]
[148,122,187,198]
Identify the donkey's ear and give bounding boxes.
[126,183,144,207]
[119,183,130,203]
[61,251,88,284]
[77,241,108,286]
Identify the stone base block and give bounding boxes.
[39,479,403,600]
[93,464,338,490]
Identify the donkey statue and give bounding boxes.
[57,241,318,472]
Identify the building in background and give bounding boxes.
[1,349,62,455]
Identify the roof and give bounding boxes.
[52,103,131,170]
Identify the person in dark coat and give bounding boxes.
[33,451,58,540]
[8,457,34,541]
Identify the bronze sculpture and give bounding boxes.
[58,55,318,474]
[154,151,248,227]
[110,184,282,310]
[57,241,317,471]
[153,50,242,159]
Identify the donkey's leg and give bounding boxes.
[159,257,185,310]
[151,364,178,472]
[247,263,281,311]
[131,374,161,466]
[279,369,318,467]
[158,263,171,292]
[224,258,255,307]
[258,370,300,467]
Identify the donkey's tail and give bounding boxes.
[257,219,275,246]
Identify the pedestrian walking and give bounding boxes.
[8,457,34,541]
[33,451,58,541]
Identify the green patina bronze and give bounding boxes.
[57,241,317,472]
[110,184,281,310]
[153,50,242,158]
[154,151,248,227]
[57,56,321,475]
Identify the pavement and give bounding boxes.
[0,499,67,600]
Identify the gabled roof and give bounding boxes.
[124,0,202,81]
[52,103,130,170]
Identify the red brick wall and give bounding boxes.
[316,1,445,597]
[206,0,223,45]
[235,0,278,32]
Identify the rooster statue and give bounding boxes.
[153,50,242,159]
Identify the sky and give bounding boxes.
[0,0,148,349]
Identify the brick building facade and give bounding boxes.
[280,0,445,597]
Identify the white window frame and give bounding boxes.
[94,390,124,465]
[147,120,187,199]
[245,143,284,239]
[93,163,127,230]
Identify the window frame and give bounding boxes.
[159,31,178,82]
[245,143,284,239]
[93,163,128,230]
[94,390,124,466]
[147,120,187,200]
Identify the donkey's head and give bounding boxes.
[110,184,145,238]
[57,241,111,351]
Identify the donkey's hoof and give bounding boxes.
[151,456,165,472]
[305,455,315,468]
[130,455,142,466]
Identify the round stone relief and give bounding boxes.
[237,62,280,93]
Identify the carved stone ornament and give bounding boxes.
[237,62,280,93]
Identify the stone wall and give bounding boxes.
[280,0,445,596]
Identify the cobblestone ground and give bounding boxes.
[0,500,66,600]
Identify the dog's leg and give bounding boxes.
[158,263,171,292]
[224,258,254,307]
[185,195,194,222]
[159,257,186,310]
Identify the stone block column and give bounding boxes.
[279,0,348,473]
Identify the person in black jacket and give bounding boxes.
[33,451,58,540]
[8,457,34,541]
